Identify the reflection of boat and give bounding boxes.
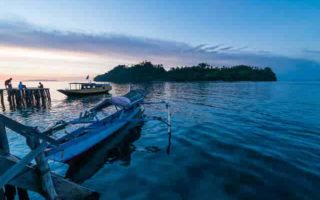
[58,82,112,97]
[45,89,146,163]
[65,123,143,183]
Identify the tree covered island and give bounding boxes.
[94,61,277,83]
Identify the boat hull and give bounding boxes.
[45,105,144,163]
[58,86,112,97]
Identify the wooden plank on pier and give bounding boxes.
[26,137,58,200]
[0,155,99,199]
[0,114,59,146]
[0,142,47,188]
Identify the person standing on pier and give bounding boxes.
[18,82,25,90]
[38,82,44,89]
[4,78,12,89]
[18,82,27,103]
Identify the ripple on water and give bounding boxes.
[2,81,320,200]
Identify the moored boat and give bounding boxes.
[45,89,172,163]
[45,89,146,162]
[58,82,112,97]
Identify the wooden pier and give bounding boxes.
[0,88,51,110]
[0,114,99,200]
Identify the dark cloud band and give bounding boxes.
[0,19,320,80]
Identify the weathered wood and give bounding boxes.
[26,136,58,200]
[0,96,101,200]
[4,184,16,200]
[0,88,51,110]
[0,91,4,110]
[8,90,15,109]
[0,187,5,200]
[0,142,47,188]
[14,90,20,108]
[34,90,41,106]
[0,114,59,146]
[0,155,99,199]
[0,120,9,155]
[46,89,51,102]
[17,187,30,200]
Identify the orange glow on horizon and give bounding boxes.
[0,45,137,79]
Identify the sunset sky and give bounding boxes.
[0,0,319,80]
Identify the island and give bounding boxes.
[94,61,277,83]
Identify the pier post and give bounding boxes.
[4,185,16,200]
[2,88,51,109]
[26,136,58,200]
[46,89,51,102]
[0,187,4,199]
[0,120,9,156]
[0,91,4,110]
[15,90,20,108]
[40,89,47,108]
[34,90,40,106]
[17,187,30,200]
[31,90,35,105]
[7,90,14,109]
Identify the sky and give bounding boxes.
[0,0,319,80]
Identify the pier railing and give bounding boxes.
[0,114,99,200]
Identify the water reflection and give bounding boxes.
[2,81,320,200]
[63,94,111,104]
[65,122,143,183]
[64,116,172,184]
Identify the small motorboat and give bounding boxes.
[58,82,112,97]
[45,89,171,163]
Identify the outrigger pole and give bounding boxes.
[0,114,99,200]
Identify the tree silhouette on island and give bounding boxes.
[94,61,277,83]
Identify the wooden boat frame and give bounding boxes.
[45,89,171,163]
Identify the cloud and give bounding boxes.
[0,19,320,80]
[203,44,223,52]
[303,49,320,54]
[187,44,208,52]
[218,46,234,51]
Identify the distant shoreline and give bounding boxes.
[23,80,58,82]
[94,61,277,83]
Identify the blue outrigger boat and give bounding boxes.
[45,89,171,163]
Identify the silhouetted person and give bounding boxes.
[18,82,26,90]
[4,78,12,89]
[38,82,44,89]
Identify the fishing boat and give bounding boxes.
[45,89,171,163]
[58,82,112,97]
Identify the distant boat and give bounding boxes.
[58,82,112,97]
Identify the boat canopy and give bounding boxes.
[69,82,110,86]
[90,90,146,112]
[110,96,131,107]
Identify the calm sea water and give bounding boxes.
[2,81,320,200]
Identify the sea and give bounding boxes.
[1,81,320,200]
